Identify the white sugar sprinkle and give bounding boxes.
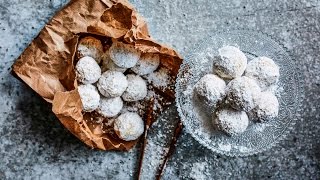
[146,68,170,88]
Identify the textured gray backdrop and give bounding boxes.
[0,0,319,179]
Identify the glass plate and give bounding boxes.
[175,30,303,157]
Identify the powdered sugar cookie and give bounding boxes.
[75,56,101,84]
[114,112,144,141]
[97,70,128,98]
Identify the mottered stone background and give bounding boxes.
[0,0,319,179]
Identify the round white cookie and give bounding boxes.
[114,112,144,141]
[101,56,127,73]
[122,74,147,102]
[78,84,100,112]
[77,36,103,63]
[250,91,279,122]
[97,70,128,98]
[226,76,261,112]
[245,56,280,90]
[109,41,141,68]
[132,53,160,75]
[213,46,247,79]
[75,56,101,84]
[213,108,249,136]
[193,74,226,108]
[97,97,123,118]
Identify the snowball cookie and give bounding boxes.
[193,74,226,107]
[97,97,123,118]
[226,76,261,112]
[132,53,160,75]
[250,92,279,122]
[97,71,128,98]
[75,56,101,84]
[245,56,280,90]
[114,112,144,141]
[213,46,247,79]
[77,36,103,63]
[101,56,127,73]
[213,108,249,136]
[109,41,141,68]
[122,74,147,102]
[78,84,100,112]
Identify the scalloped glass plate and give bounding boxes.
[175,30,303,157]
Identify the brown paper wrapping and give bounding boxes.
[12,0,182,150]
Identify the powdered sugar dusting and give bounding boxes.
[189,162,210,180]
[139,106,180,179]
[146,89,165,113]
[218,143,232,152]
[146,68,170,88]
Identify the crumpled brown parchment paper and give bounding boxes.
[12,0,182,151]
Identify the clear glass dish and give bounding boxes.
[175,30,303,157]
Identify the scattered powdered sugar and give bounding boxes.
[146,68,170,88]
[213,108,249,136]
[193,74,226,108]
[97,70,128,98]
[120,101,145,116]
[139,106,180,179]
[189,162,210,180]
[122,74,147,102]
[109,41,141,68]
[250,91,279,122]
[132,53,160,75]
[77,36,103,63]
[97,96,123,118]
[264,83,281,95]
[226,76,261,112]
[77,84,100,112]
[146,89,166,113]
[147,140,169,167]
[113,112,144,141]
[245,56,280,90]
[253,123,270,132]
[213,46,247,79]
[218,143,232,152]
[120,103,138,114]
[236,146,252,153]
[119,82,174,124]
[75,56,101,84]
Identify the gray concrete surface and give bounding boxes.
[0,0,320,179]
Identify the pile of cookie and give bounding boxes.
[75,37,162,141]
[194,46,280,136]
